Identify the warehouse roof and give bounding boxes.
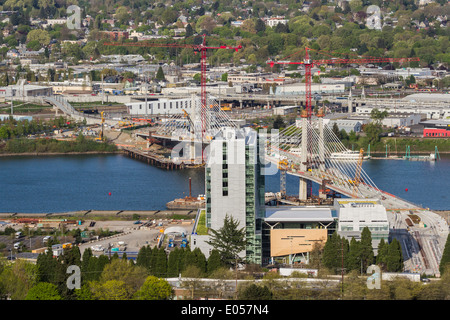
[402,93,450,103]
[265,206,334,222]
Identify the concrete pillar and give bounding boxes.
[299,117,308,201]
[318,117,325,172]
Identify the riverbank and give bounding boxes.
[0,209,198,220]
[0,136,119,154]
[0,150,123,157]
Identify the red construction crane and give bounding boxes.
[268,47,420,118]
[104,35,241,138]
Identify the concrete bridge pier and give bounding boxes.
[299,116,308,201]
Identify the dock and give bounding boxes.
[122,147,203,170]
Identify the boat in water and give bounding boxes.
[330,150,369,161]
[166,194,205,210]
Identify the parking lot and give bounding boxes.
[0,217,194,259]
[76,218,194,257]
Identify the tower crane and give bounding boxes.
[268,48,420,118]
[104,36,242,162]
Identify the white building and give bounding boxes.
[328,119,362,133]
[125,97,194,116]
[355,105,447,120]
[44,18,67,28]
[262,16,288,27]
[334,198,389,252]
[274,83,345,95]
[0,83,52,99]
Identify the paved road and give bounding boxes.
[386,206,448,276]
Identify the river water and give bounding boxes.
[0,153,448,213]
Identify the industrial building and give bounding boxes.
[0,82,52,99]
[422,119,450,138]
[327,119,363,133]
[274,83,345,95]
[125,97,195,116]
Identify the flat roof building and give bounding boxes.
[334,198,389,253]
[191,127,265,265]
[263,206,335,265]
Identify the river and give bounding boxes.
[0,153,448,213]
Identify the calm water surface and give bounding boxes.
[0,153,448,213]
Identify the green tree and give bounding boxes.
[386,238,403,272]
[155,66,165,81]
[99,258,147,295]
[238,284,273,300]
[322,232,346,273]
[0,259,38,300]
[207,249,223,275]
[206,214,246,267]
[26,29,50,46]
[439,234,450,276]
[360,227,375,273]
[90,279,130,300]
[167,247,181,277]
[347,237,362,273]
[134,276,173,300]
[376,238,388,271]
[154,247,168,278]
[273,115,285,130]
[25,282,62,300]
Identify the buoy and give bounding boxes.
[108,192,112,196]
[405,188,408,192]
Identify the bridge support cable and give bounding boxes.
[155,95,238,143]
[268,119,381,199]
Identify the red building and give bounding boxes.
[422,120,450,138]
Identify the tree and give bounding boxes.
[206,214,246,267]
[370,108,388,125]
[90,279,131,300]
[185,24,194,38]
[115,6,129,25]
[25,282,62,300]
[360,227,375,273]
[439,234,450,276]
[322,232,343,272]
[273,115,285,130]
[207,249,223,275]
[155,66,165,81]
[134,276,173,300]
[386,238,403,272]
[167,247,181,277]
[26,29,50,46]
[0,259,38,300]
[347,237,362,272]
[154,247,167,278]
[238,284,273,300]
[99,258,147,295]
[376,238,388,271]
[255,19,266,33]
